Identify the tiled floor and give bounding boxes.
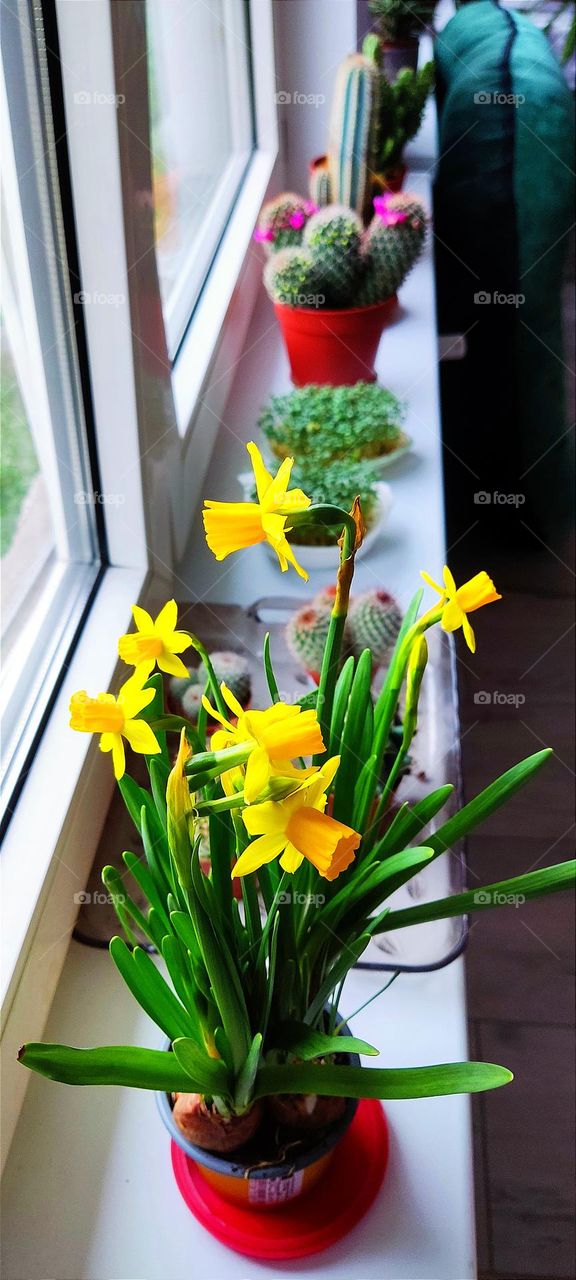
[441,402,575,1276]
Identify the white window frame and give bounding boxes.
[1,0,279,1171]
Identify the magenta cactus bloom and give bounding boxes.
[373,194,408,226]
[254,226,275,243]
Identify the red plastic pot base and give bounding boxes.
[170,1098,389,1260]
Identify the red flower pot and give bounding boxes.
[373,163,407,195]
[274,297,397,387]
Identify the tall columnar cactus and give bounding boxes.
[347,590,403,668]
[308,156,332,209]
[327,54,380,222]
[303,206,364,304]
[286,602,333,679]
[263,248,325,307]
[357,193,426,304]
[255,193,316,254]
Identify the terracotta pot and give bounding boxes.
[274,297,397,387]
[380,39,419,81]
[373,163,407,196]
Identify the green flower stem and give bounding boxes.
[290,501,362,755]
[185,742,252,777]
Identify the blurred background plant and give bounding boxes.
[257,383,409,468]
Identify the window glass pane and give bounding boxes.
[146,0,254,355]
[0,308,56,649]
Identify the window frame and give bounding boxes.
[1,0,279,1168]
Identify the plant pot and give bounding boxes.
[263,481,393,573]
[157,1027,361,1208]
[274,297,397,387]
[380,39,419,81]
[373,163,407,196]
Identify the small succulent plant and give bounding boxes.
[257,382,408,467]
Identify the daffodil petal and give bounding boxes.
[232,833,286,877]
[120,678,156,719]
[242,800,287,837]
[441,599,465,633]
[154,599,178,633]
[244,745,271,803]
[246,441,274,504]
[158,651,190,678]
[201,695,233,731]
[221,682,244,720]
[122,718,162,756]
[111,735,126,780]
[443,565,457,596]
[279,843,304,873]
[132,604,154,633]
[462,614,476,653]
[165,631,192,655]
[420,570,445,598]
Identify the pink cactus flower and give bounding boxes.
[254,226,275,243]
[373,194,407,226]
[288,209,306,229]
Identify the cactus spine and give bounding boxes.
[286,603,333,679]
[303,206,363,304]
[327,54,380,223]
[348,590,403,666]
[263,248,325,307]
[357,194,426,304]
[308,156,332,209]
[256,193,315,254]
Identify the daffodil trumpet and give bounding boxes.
[21,518,576,1145]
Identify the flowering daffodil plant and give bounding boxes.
[20,454,575,1141]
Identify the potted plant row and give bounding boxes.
[19,444,575,1257]
[256,195,426,385]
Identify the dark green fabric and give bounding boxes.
[434,1,574,535]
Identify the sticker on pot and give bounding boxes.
[248,1171,304,1204]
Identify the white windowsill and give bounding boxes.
[0,565,146,1170]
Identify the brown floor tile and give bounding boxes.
[475,1021,576,1279]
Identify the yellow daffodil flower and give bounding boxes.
[69,671,161,780]
[203,682,325,804]
[420,566,501,653]
[233,756,360,880]
[203,441,312,580]
[118,600,191,679]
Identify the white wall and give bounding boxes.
[272,0,357,191]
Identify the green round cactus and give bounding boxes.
[263,248,325,308]
[256,193,314,254]
[210,651,251,708]
[303,206,364,306]
[357,194,426,304]
[170,651,251,717]
[286,602,333,679]
[348,589,403,667]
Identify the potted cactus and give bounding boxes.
[257,382,411,474]
[368,0,437,81]
[370,59,435,193]
[286,585,403,684]
[258,195,426,385]
[18,443,575,1255]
